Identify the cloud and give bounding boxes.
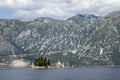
[0,0,120,19]
[5,0,34,9]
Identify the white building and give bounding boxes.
[56,60,65,68]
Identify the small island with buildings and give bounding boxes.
[32,57,66,69]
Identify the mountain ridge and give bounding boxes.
[0,11,120,67]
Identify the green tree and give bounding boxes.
[34,57,51,68]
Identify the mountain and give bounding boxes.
[0,11,120,67]
[67,14,100,25]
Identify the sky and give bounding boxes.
[0,0,120,19]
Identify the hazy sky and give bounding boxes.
[0,0,120,19]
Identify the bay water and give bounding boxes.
[0,66,120,80]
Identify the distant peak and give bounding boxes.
[35,17,55,21]
[106,11,120,17]
[67,13,100,24]
[68,14,99,20]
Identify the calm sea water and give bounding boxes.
[0,67,120,80]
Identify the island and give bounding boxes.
[32,57,67,69]
[32,57,51,69]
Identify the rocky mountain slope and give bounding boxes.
[0,11,120,66]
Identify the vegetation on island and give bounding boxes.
[34,57,51,68]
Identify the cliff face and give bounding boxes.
[0,11,120,66]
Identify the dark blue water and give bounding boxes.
[0,67,120,80]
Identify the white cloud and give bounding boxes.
[14,10,31,16]
[4,0,34,9]
[0,0,120,19]
[6,0,34,9]
[0,0,7,7]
